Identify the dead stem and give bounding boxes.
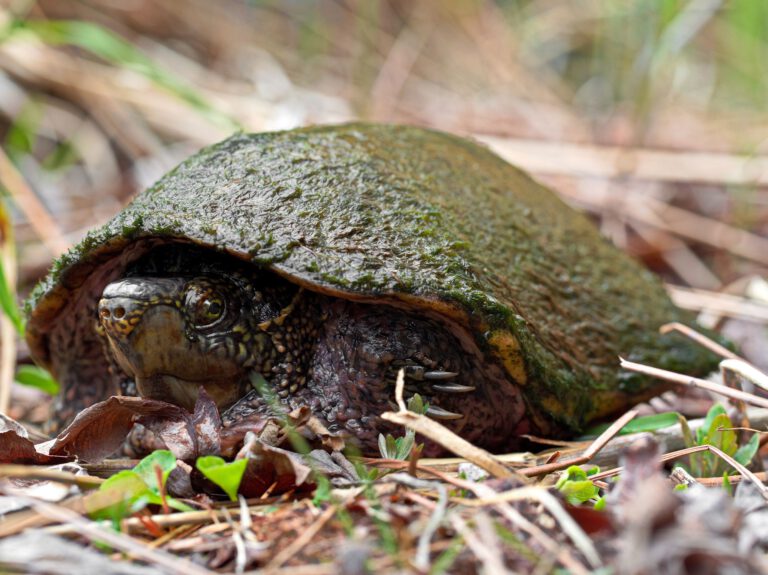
[6,494,217,575]
[520,409,638,478]
[262,504,337,573]
[660,322,741,360]
[620,359,768,409]
[0,464,104,488]
[0,149,69,257]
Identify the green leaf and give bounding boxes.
[723,472,733,496]
[42,140,79,172]
[698,403,727,445]
[585,411,681,437]
[621,412,681,434]
[133,450,177,493]
[556,465,600,505]
[196,455,248,501]
[0,255,23,336]
[92,470,152,521]
[558,479,599,505]
[377,433,388,458]
[407,393,427,415]
[707,413,737,456]
[94,467,191,522]
[594,496,606,511]
[734,432,760,467]
[4,99,41,159]
[15,364,59,395]
[556,465,588,487]
[678,413,695,448]
[312,475,332,506]
[395,433,415,459]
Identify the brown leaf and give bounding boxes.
[138,389,223,460]
[45,396,188,462]
[306,416,347,452]
[0,430,40,463]
[190,388,221,456]
[166,460,195,499]
[237,440,314,498]
[0,413,29,438]
[219,413,272,457]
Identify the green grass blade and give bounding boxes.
[0,248,23,336]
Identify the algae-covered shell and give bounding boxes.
[26,123,716,439]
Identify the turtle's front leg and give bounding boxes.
[224,300,525,455]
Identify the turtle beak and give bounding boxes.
[98,296,144,338]
[97,276,247,410]
[98,277,185,338]
[98,278,188,383]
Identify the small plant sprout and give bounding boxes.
[94,450,192,526]
[556,465,605,509]
[196,455,249,501]
[679,403,760,479]
[378,393,427,460]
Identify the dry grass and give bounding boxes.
[2,1,768,572]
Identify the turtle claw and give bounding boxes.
[431,383,476,394]
[423,370,459,380]
[426,405,464,420]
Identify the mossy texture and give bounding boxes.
[27,124,719,434]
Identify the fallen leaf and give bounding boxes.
[236,439,314,498]
[45,396,189,462]
[0,430,40,463]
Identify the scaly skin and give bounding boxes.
[96,246,525,455]
[28,126,723,447]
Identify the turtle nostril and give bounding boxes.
[113,306,126,319]
[99,307,110,319]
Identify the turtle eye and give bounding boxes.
[185,284,226,328]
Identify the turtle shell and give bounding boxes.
[26,123,717,437]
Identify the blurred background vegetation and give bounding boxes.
[0,0,767,412]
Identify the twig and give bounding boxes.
[621,359,768,409]
[394,368,406,412]
[659,322,741,360]
[0,464,104,488]
[383,375,518,479]
[696,471,768,486]
[454,485,601,570]
[370,17,430,121]
[262,504,337,573]
[380,410,517,479]
[0,148,69,257]
[417,467,594,574]
[667,286,768,322]
[478,135,768,186]
[720,359,768,393]
[222,507,247,574]
[6,494,217,575]
[591,444,768,501]
[384,473,447,571]
[450,513,508,575]
[520,409,638,477]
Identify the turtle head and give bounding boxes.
[98,274,270,410]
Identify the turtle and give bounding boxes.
[25,123,719,455]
